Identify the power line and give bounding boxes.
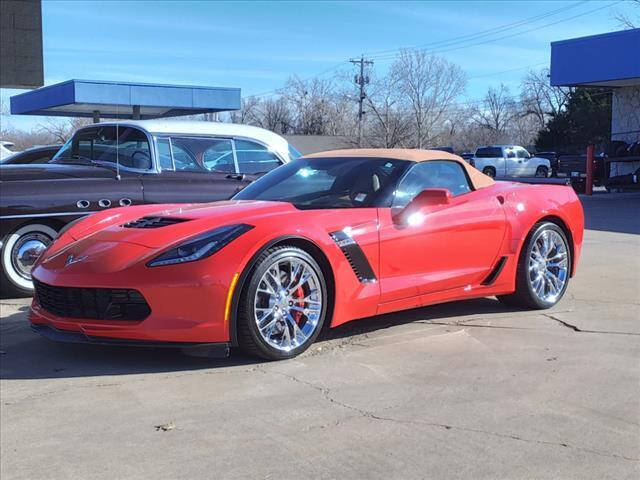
[467,62,548,79]
[241,1,622,101]
[370,0,624,61]
[363,1,588,59]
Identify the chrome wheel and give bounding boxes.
[253,257,323,352]
[528,229,568,303]
[11,234,51,280]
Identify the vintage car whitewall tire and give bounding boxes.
[1,223,58,297]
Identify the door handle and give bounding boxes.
[496,195,505,204]
[226,174,245,181]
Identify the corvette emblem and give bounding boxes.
[65,254,88,267]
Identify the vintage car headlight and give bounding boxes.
[147,224,253,267]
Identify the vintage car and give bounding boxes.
[28,149,583,360]
[0,120,301,296]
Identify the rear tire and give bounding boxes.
[498,222,571,310]
[237,245,328,360]
[1,223,57,298]
[483,167,496,178]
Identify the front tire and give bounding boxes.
[498,222,571,309]
[535,166,549,178]
[237,246,328,360]
[1,223,58,298]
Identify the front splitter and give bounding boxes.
[31,324,230,358]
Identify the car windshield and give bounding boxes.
[52,126,152,170]
[234,157,409,209]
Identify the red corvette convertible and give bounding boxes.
[29,149,584,360]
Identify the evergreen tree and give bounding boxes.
[535,88,611,153]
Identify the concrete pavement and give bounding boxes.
[1,193,639,479]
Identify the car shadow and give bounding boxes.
[1,298,518,380]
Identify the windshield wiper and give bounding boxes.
[54,155,116,171]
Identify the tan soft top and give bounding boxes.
[304,148,495,190]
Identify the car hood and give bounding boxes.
[0,163,117,181]
[71,200,297,249]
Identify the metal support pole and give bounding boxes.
[92,110,100,123]
[350,56,373,148]
[586,145,594,195]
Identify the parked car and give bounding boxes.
[472,145,551,178]
[0,120,301,297]
[28,149,583,360]
[1,144,62,165]
[0,141,19,160]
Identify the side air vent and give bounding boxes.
[481,256,508,285]
[329,230,377,283]
[123,217,188,229]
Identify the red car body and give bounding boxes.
[29,150,584,352]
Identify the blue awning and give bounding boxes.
[550,29,640,87]
[10,79,241,119]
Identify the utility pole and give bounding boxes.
[350,55,373,147]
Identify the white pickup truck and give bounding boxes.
[472,145,550,178]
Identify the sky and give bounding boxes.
[1,0,636,131]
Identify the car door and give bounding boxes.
[142,137,245,204]
[514,147,535,176]
[504,147,523,177]
[377,161,507,303]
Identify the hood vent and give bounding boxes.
[123,216,188,229]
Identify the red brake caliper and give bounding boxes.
[293,286,305,323]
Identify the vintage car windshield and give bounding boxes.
[234,157,409,209]
[52,126,152,170]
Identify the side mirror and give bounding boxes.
[394,188,452,226]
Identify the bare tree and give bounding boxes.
[255,97,292,134]
[614,0,639,28]
[365,74,412,148]
[391,50,466,148]
[281,76,336,135]
[472,84,516,139]
[37,117,91,143]
[228,97,261,125]
[520,68,572,130]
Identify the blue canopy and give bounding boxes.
[551,29,640,87]
[10,79,241,119]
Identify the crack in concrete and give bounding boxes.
[269,369,639,463]
[419,321,529,331]
[543,314,640,336]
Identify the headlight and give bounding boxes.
[147,224,253,267]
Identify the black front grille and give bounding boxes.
[33,280,151,321]
[123,217,187,229]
